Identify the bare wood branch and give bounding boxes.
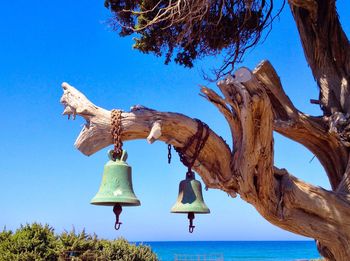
[252,60,349,190]
[147,120,162,144]
[212,70,275,201]
[263,167,350,260]
[336,156,350,195]
[60,82,235,194]
[200,86,238,149]
[288,0,318,20]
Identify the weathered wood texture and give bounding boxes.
[289,0,350,116]
[60,82,234,195]
[61,60,350,260]
[287,1,350,258]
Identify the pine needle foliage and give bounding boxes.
[104,0,285,77]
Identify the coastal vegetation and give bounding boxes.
[0,223,158,261]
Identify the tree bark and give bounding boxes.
[287,1,350,188]
[286,2,350,257]
[61,60,350,260]
[60,82,235,194]
[288,0,350,116]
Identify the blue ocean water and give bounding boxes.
[141,241,321,261]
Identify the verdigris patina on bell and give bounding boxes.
[91,150,140,206]
[91,150,140,229]
[171,171,210,214]
[171,171,210,233]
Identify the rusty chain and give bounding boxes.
[167,144,172,164]
[111,110,208,173]
[111,109,123,160]
[174,119,210,173]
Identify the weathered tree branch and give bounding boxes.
[204,73,275,201]
[252,60,349,190]
[204,60,348,190]
[60,82,235,195]
[268,167,350,260]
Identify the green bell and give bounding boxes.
[91,150,140,230]
[171,171,210,233]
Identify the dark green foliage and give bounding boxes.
[104,0,284,76]
[0,223,158,261]
[98,239,158,261]
[57,229,99,260]
[0,223,57,261]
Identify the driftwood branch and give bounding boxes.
[60,82,235,195]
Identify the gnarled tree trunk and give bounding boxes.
[61,59,350,260]
[288,0,350,259]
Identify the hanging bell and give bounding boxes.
[171,171,210,233]
[91,150,140,230]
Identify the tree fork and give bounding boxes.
[253,60,348,190]
[61,61,350,260]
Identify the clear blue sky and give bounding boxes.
[1,1,349,242]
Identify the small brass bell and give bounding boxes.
[171,171,210,233]
[91,150,140,230]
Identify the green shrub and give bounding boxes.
[57,229,99,261]
[0,223,58,261]
[0,229,15,261]
[98,238,157,261]
[0,223,158,261]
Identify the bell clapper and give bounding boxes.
[113,204,123,230]
[188,212,195,233]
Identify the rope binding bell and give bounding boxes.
[171,119,211,233]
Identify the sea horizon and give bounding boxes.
[136,240,321,261]
[136,240,315,242]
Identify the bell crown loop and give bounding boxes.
[186,170,195,180]
[109,149,128,162]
